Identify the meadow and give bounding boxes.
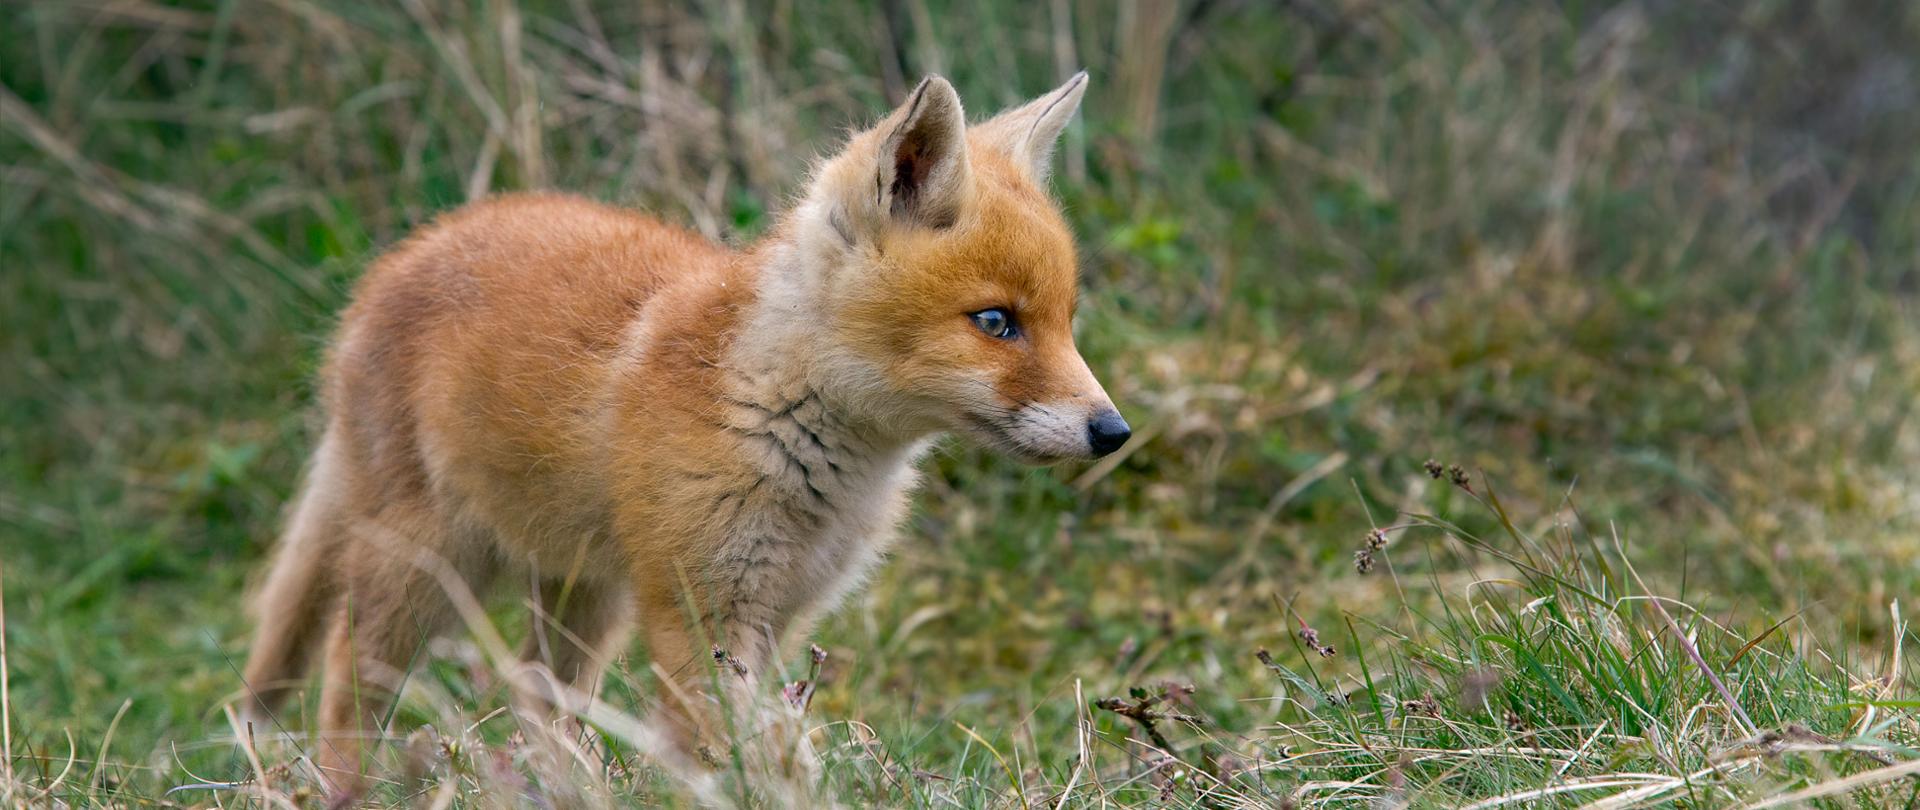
[3,1,1918,806]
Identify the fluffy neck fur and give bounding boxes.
[722,197,942,456]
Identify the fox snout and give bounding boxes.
[1052,353,1130,460]
[992,396,1128,463]
[988,397,1128,463]
[988,356,1130,462]
[1087,408,1131,457]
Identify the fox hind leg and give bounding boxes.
[311,505,496,798]
[240,435,347,729]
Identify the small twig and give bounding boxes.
[1093,684,1200,755]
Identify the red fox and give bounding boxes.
[239,73,1126,791]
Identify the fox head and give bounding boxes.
[790,73,1128,463]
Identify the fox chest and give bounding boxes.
[680,394,925,612]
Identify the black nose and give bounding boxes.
[1086,409,1131,457]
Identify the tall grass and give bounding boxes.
[2,0,1916,806]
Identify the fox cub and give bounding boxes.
[241,73,1126,788]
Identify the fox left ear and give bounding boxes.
[842,75,972,234]
[974,71,1088,184]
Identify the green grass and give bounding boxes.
[3,0,1918,806]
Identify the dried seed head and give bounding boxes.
[782,680,812,709]
[1447,464,1470,488]
[711,645,747,677]
[1297,624,1336,657]
[1423,459,1444,479]
[1355,528,1391,573]
[1400,694,1441,718]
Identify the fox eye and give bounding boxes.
[969,308,1018,340]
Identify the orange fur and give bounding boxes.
[239,73,1124,797]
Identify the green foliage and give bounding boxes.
[2,0,1917,806]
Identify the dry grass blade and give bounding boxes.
[1613,524,1757,736]
[5,2,1917,807]
[0,560,9,803]
[1575,760,1762,810]
[1734,756,1920,809]
[1458,775,1677,810]
[1726,610,1802,668]
[1247,450,1349,543]
[34,729,78,800]
[86,698,131,796]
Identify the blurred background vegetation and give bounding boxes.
[2,0,1917,806]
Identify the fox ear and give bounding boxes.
[974,71,1088,184]
[841,75,971,233]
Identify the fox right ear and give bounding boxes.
[827,76,972,238]
[973,71,1087,184]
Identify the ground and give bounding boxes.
[2,1,1917,807]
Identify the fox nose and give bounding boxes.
[1086,409,1131,457]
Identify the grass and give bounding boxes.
[2,0,1918,806]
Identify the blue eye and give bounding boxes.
[970,308,1018,339]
